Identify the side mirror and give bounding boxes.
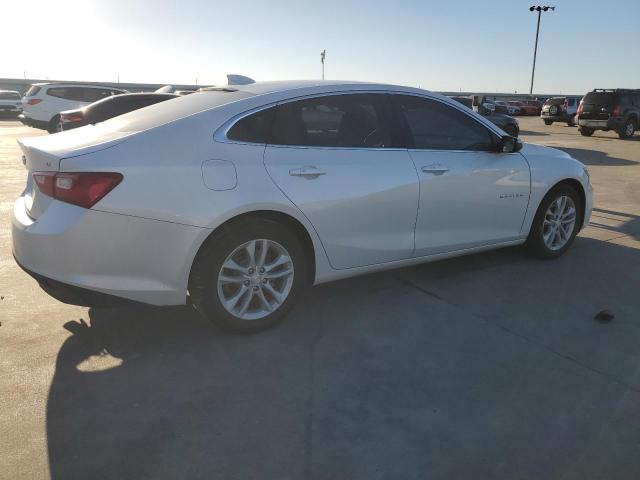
[499,135,523,153]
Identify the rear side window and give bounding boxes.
[269,94,391,148]
[228,108,274,144]
[83,88,118,103]
[47,87,71,99]
[393,95,494,151]
[25,86,41,97]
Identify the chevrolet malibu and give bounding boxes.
[12,81,593,333]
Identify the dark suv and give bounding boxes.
[578,89,640,139]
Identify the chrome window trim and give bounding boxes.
[214,89,506,150]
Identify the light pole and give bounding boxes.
[320,49,326,80]
[529,5,554,96]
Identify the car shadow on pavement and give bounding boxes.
[557,147,637,166]
[46,237,640,480]
[589,208,640,240]
[519,130,550,136]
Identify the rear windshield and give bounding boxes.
[583,92,617,106]
[103,89,255,132]
[544,97,564,105]
[0,92,20,100]
[25,86,41,97]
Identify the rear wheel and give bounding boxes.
[579,126,594,137]
[48,115,61,134]
[618,119,636,139]
[189,219,307,334]
[525,184,582,259]
[543,119,553,126]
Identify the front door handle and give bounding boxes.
[289,165,327,179]
[421,164,449,175]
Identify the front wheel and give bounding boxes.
[579,126,594,137]
[189,219,307,334]
[525,185,582,259]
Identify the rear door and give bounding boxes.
[263,93,419,269]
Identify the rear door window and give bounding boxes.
[269,94,391,148]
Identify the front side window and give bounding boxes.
[269,94,390,148]
[393,95,494,151]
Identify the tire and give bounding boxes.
[189,218,308,334]
[48,115,61,134]
[503,125,518,137]
[579,126,594,137]
[525,184,583,259]
[543,119,553,126]
[617,119,636,139]
[567,115,576,127]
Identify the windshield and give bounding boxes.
[0,92,20,100]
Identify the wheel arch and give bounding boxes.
[187,209,318,300]
[539,178,587,230]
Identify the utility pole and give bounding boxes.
[529,5,555,96]
[320,49,326,80]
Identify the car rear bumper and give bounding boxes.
[541,112,569,121]
[12,196,207,306]
[578,117,625,130]
[18,114,48,130]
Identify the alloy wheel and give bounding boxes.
[217,239,294,320]
[542,195,577,251]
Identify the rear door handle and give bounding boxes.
[421,164,449,175]
[289,165,327,179]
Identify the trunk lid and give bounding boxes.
[19,124,135,219]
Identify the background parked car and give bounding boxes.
[492,100,509,114]
[578,88,640,139]
[523,99,543,115]
[0,90,23,116]
[508,101,539,116]
[541,96,582,126]
[60,92,179,131]
[450,96,519,137]
[19,83,128,133]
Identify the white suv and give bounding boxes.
[0,90,23,115]
[20,83,127,133]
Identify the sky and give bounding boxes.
[2,0,639,94]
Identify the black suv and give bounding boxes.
[578,89,640,139]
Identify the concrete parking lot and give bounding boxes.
[1,116,639,480]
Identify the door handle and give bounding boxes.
[421,164,449,175]
[289,166,327,179]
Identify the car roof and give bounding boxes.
[31,82,127,90]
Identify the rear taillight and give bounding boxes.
[563,99,568,111]
[577,100,583,115]
[612,104,621,117]
[61,112,84,123]
[27,99,42,105]
[33,171,123,208]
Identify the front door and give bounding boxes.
[391,94,530,256]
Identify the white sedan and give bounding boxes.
[12,81,592,333]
